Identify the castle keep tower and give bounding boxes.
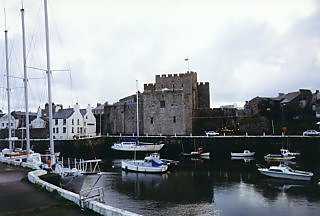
[143,71,209,135]
[105,71,209,136]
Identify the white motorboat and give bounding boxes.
[280,149,300,157]
[257,164,313,181]
[231,150,255,157]
[121,153,168,173]
[111,141,164,152]
[264,154,295,161]
[181,147,210,159]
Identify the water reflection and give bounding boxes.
[75,158,320,216]
[118,170,214,203]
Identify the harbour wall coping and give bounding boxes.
[27,169,141,216]
[0,156,40,170]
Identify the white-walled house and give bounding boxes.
[80,105,96,137]
[0,114,19,130]
[31,107,46,128]
[52,103,96,140]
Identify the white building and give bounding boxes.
[0,114,19,129]
[31,107,46,128]
[81,105,96,137]
[52,103,96,140]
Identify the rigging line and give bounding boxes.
[3,6,6,30]
[50,6,76,106]
[28,79,44,110]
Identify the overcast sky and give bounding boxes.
[0,0,319,112]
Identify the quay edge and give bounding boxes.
[1,135,318,161]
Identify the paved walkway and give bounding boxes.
[0,163,98,216]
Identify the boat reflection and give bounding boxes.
[231,156,255,163]
[258,178,309,192]
[118,170,214,203]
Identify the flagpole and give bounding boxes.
[184,58,190,72]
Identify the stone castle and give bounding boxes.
[105,72,209,135]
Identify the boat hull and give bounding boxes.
[111,144,164,152]
[264,154,295,161]
[231,152,255,157]
[121,160,168,173]
[258,169,313,181]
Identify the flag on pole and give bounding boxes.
[184,58,189,61]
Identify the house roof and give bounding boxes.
[80,109,87,117]
[280,92,300,104]
[12,111,37,117]
[53,108,74,119]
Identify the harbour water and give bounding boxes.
[78,156,320,216]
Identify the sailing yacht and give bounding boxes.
[120,81,168,173]
[111,81,165,152]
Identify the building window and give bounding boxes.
[77,127,80,133]
[173,116,176,123]
[56,127,59,133]
[53,128,55,133]
[63,127,66,133]
[55,119,58,125]
[72,119,74,125]
[72,127,74,133]
[150,117,154,124]
[80,128,83,133]
[160,100,165,108]
[77,119,80,125]
[63,119,66,125]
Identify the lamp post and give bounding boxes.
[99,112,102,136]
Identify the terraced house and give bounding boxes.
[52,103,96,140]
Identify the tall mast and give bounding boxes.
[136,80,139,139]
[4,29,12,151]
[21,6,30,157]
[44,0,55,165]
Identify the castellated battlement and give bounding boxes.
[155,71,197,79]
[144,83,155,91]
[198,82,209,86]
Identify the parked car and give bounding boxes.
[303,130,320,136]
[205,131,219,136]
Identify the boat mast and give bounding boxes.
[136,80,139,141]
[134,80,139,160]
[44,0,55,165]
[21,5,30,157]
[4,28,12,151]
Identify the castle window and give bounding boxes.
[160,100,165,108]
[173,116,176,123]
[150,117,154,124]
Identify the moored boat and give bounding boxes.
[111,141,164,152]
[264,154,295,161]
[231,150,255,157]
[121,153,168,173]
[280,148,300,157]
[181,147,210,158]
[257,164,314,181]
